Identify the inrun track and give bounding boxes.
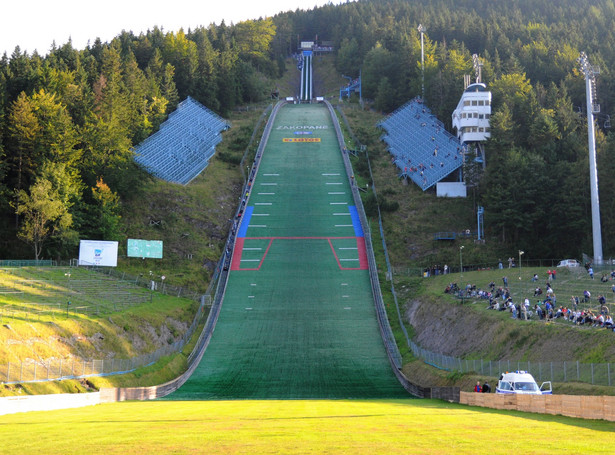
[164,103,410,399]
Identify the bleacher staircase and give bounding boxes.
[133,97,230,185]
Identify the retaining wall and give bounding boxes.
[0,392,101,416]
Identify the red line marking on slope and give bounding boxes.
[232,237,368,271]
[328,239,343,269]
[230,238,245,271]
[357,237,368,270]
[244,236,357,240]
[235,238,274,271]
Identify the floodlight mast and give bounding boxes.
[578,52,603,265]
[418,24,425,100]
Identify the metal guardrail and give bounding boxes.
[184,100,285,374]
[325,100,402,370]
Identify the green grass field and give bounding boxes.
[1,399,613,454]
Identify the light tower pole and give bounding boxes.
[578,52,603,265]
[418,24,426,100]
[459,245,464,283]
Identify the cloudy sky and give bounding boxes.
[1,0,346,56]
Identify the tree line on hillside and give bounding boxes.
[1,0,615,261]
[276,0,615,259]
[0,19,279,259]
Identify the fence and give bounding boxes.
[0,260,55,267]
[393,259,615,278]
[412,343,615,386]
[0,268,214,385]
[81,266,207,302]
[0,292,211,385]
[327,100,402,370]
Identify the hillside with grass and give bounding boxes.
[334,97,615,394]
[0,265,201,396]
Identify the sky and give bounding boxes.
[1,0,346,56]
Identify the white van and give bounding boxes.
[556,259,580,268]
[496,370,552,395]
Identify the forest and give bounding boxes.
[0,0,614,261]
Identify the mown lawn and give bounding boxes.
[1,399,613,454]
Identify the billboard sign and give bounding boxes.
[78,240,118,267]
[127,239,163,259]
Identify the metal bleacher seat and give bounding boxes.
[378,98,463,191]
[133,97,230,185]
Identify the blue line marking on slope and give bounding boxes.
[238,206,254,237]
[348,206,364,237]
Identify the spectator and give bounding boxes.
[482,382,491,393]
[552,269,556,280]
[535,303,544,320]
[502,276,508,287]
[474,381,482,392]
[532,274,538,282]
[589,267,594,279]
[583,290,591,303]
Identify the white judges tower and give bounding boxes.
[452,54,491,168]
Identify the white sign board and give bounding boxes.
[78,240,119,267]
[436,182,467,198]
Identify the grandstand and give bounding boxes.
[133,97,230,185]
[0,267,150,318]
[378,98,465,191]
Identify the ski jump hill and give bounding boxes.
[103,55,459,401]
[164,101,411,399]
[103,99,459,402]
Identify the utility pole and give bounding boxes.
[578,52,603,265]
[418,24,426,101]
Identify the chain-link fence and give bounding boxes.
[412,343,615,386]
[0,293,211,385]
[81,266,208,302]
[0,265,214,385]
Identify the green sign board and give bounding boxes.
[127,239,163,259]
